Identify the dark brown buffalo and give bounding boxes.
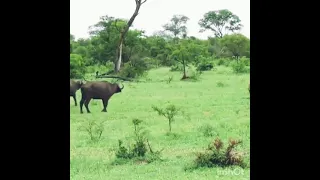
[80,81,124,113]
[70,80,83,106]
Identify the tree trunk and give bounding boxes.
[182,58,186,78]
[114,0,147,73]
[116,42,123,72]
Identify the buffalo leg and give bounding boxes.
[102,99,109,112]
[80,98,85,114]
[84,98,92,113]
[73,95,77,106]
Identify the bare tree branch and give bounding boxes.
[141,0,147,4]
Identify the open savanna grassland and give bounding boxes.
[70,66,250,180]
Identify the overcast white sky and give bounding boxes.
[70,0,250,40]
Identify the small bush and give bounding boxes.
[240,57,250,66]
[216,81,225,87]
[231,61,249,74]
[70,54,86,79]
[143,57,160,69]
[152,104,180,133]
[79,119,105,142]
[113,119,163,165]
[216,58,231,67]
[195,56,215,71]
[188,138,247,170]
[189,68,202,81]
[196,63,214,71]
[166,76,173,84]
[119,59,149,78]
[199,124,218,137]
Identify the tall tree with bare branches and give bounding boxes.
[115,0,148,73]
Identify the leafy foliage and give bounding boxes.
[70,10,249,79]
[70,54,86,79]
[113,119,163,165]
[163,15,189,38]
[152,104,181,133]
[199,10,243,38]
[78,119,105,142]
[220,33,250,60]
[187,138,247,170]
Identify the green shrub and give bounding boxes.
[113,119,163,165]
[142,57,160,69]
[199,124,218,137]
[196,63,214,71]
[189,68,202,81]
[78,119,105,142]
[240,57,250,66]
[231,61,249,74]
[187,138,247,170]
[70,54,86,79]
[216,58,228,66]
[119,58,149,78]
[152,104,181,133]
[195,56,215,71]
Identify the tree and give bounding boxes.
[163,15,189,38]
[70,54,86,78]
[115,0,148,73]
[89,16,126,65]
[171,39,205,79]
[219,33,250,61]
[70,34,75,54]
[198,9,242,38]
[123,29,147,62]
[70,34,75,41]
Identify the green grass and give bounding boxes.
[70,66,250,180]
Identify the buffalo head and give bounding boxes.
[76,80,85,89]
[115,82,124,93]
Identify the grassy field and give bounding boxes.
[70,66,250,180]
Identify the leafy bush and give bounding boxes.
[216,58,231,67]
[166,76,173,84]
[119,57,150,78]
[152,104,180,133]
[189,68,202,81]
[113,119,163,165]
[196,63,214,71]
[199,124,218,137]
[187,138,247,170]
[70,54,86,79]
[216,81,226,87]
[78,119,105,142]
[231,60,249,74]
[240,57,250,66]
[195,56,215,71]
[142,57,160,69]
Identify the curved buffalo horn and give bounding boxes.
[120,82,124,89]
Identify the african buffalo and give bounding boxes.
[70,80,83,106]
[79,81,124,113]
